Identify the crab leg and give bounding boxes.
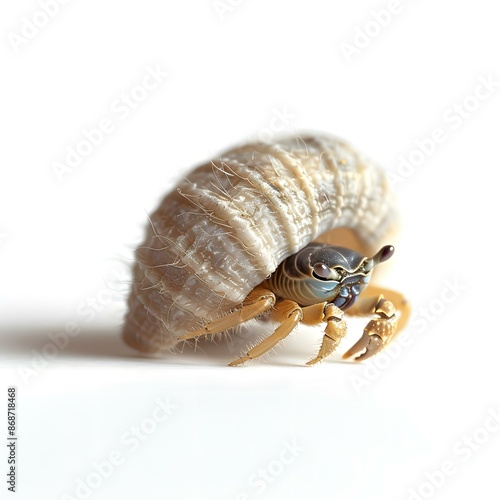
[178,285,275,340]
[228,300,302,366]
[303,302,347,365]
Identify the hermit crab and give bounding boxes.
[123,133,409,365]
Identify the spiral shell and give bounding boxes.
[123,133,396,353]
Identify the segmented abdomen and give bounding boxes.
[123,134,396,352]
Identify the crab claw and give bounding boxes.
[342,330,385,361]
[342,298,397,361]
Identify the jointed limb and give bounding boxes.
[303,302,347,365]
[347,285,410,332]
[228,300,302,366]
[178,285,275,340]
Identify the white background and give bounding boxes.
[1,1,499,499]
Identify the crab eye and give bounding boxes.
[312,263,331,280]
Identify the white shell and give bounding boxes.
[123,133,396,353]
